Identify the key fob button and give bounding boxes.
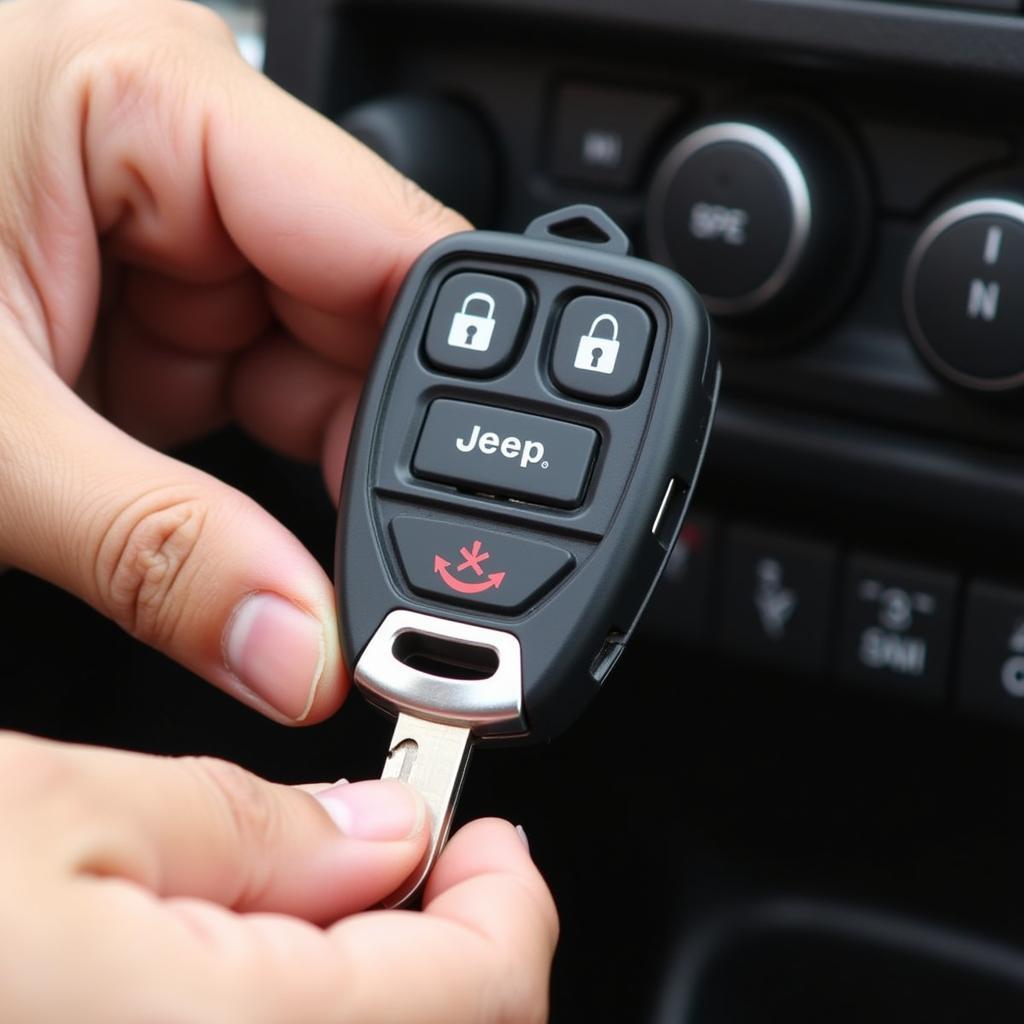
[423,272,529,377]
[390,516,575,613]
[550,295,653,404]
[412,399,599,508]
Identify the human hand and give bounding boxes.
[0,0,470,723]
[0,733,558,1023]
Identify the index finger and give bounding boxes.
[320,818,559,1023]
[205,66,471,320]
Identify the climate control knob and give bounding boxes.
[645,117,868,327]
[904,198,1024,391]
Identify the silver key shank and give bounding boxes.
[354,610,525,908]
[379,714,473,909]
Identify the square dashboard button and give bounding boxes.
[644,513,716,645]
[715,525,838,674]
[838,554,958,703]
[957,579,1024,726]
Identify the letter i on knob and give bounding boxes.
[904,198,1024,391]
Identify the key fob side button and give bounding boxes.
[551,295,653,403]
[412,399,599,508]
[424,272,529,377]
[390,517,575,613]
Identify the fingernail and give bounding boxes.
[224,593,326,721]
[315,780,425,841]
[515,824,531,853]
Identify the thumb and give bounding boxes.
[0,343,342,725]
[4,733,428,921]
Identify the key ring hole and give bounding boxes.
[392,631,500,681]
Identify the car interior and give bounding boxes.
[7,0,1024,1019]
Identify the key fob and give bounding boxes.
[336,205,719,743]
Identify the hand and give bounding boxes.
[0,733,558,1023]
[0,0,470,723]
[0,10,560,1018]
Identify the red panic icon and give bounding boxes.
[434,540,507,594]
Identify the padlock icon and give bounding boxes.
[447,292,497,351]
[574,314,621,374]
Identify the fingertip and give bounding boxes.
[220,590,345,725]
[452,816,533,849]
[424,818,541,900]
[291,661,348,726]
[294,606,348,725]
[422,817,560,965]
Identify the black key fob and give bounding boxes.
[336,205,719,743]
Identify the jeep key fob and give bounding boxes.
[335,204,719,745]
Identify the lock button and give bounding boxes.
[424,272,529,378]
[551,295,653,404]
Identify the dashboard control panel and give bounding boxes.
[648,510,1024,730]
[254,4,1024,1020]
[266,0,1024,736]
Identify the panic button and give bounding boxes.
[412,399,599,508]
[391,517,574,613]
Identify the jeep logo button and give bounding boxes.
[455,425,548,469]
[413,399,598,509]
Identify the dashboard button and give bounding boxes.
[838,555,958,702]
[647,122,812,318]
[412,399,599,508]
[904,198,1024,391]
[391,516,574,614]
[646,117,869,327]
[956,580,1024,726]
[424,272,529,377]
[715,525,838,673]
[652,125,799,310]
[550,295,652,403]
[550,82,680,190]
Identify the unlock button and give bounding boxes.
[552,295,652,404]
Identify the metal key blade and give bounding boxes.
[379,713,473,909]
[353,610,525,908]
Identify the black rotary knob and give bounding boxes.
[645,117,869,327]
[338,94,497,227]
[904,198,1024,391]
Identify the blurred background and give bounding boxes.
[203,0,265,69]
